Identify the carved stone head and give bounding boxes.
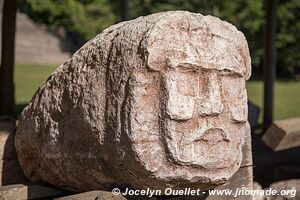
[106,12,251,189]
[15,11,251,192]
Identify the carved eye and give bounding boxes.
[219,69,233,76]
[219,68,243,77]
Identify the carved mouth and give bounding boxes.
[195,128,229,145]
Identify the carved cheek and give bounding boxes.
[164,71,199,120]
[232,88,247,122]
[127,72,160,143]
[222,77,248,122]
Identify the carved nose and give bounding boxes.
[198,73,223,116]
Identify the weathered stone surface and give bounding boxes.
[15,11,251,192]
[55,191,128,200]
[265,179,299,200]
[168,195,207,200]
[169,129,253,200]
[262,117,300,151]
[206,166,253,200]
[241,125,253,167]
[0,184,63,200]
[252,182,264,200]
[55,190,160,200]
[206,130,253,200]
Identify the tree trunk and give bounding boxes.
[0,0,16,115]
[263,0,278,131]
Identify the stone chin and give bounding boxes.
[163,125,240,169]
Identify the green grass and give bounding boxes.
[15,64,57,105]
[246,80,300,123]
[14,64,300,121]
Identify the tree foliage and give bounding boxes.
[277,0,300,74]
[18,0,116,39]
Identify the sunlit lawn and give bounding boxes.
[14,64,57,105]
[15,64,300,121]
[246,80,300,123]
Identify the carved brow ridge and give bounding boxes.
[170,62,244,77]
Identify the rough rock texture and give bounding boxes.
[262,117,300,151]
[0,184,63,200]
[252,182,264,200]
[55,191,129,200]
[207,128,253,200]
[265,179,299,200]
[15,11,251,192]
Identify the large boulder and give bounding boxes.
[15,11,251,192]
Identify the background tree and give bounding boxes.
[0,0,17,115]
[121,0,129,20]
[18,0,116,40]
[276,0,300,76]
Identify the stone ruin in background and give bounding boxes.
[14,11,252,193]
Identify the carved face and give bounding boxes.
[161,65,247,168]
[122,15,250,181]
[127,64,247,170]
